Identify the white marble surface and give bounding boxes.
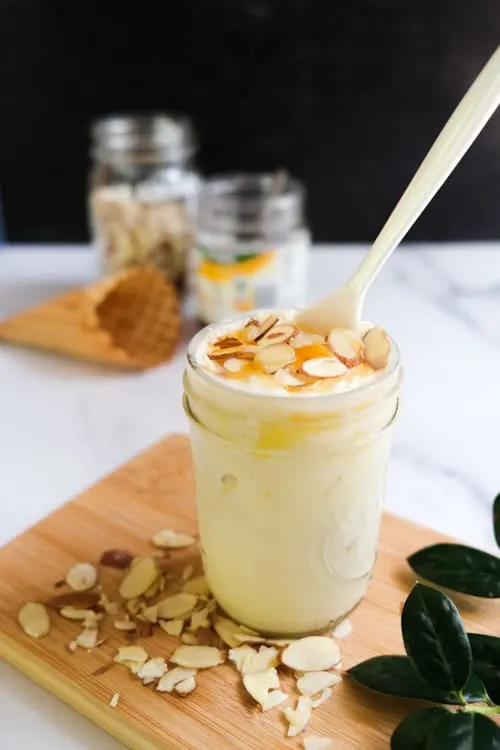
[1,243,500,748]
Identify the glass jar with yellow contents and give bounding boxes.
[194,173,310,324]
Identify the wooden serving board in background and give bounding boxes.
[0,435,498,750]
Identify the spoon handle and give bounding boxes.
[350,45,500,296]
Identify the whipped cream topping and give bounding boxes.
[193,310,394,396]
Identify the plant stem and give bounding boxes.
[462,705,500,715]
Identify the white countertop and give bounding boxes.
[1,243,500,748]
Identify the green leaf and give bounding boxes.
[407,544,500,598]
[347,655,487,704]
[468,633,500,704]
[426,712,500,750]
[391,707,449,750]
[402,584,472,693]
[494,494,500,549]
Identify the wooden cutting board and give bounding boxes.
[0,435,498,750]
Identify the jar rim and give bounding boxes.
[186,310,402,411]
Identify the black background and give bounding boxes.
[1,0,500,243]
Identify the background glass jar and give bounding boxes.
[89,114,200,295]
[194,173,310,324]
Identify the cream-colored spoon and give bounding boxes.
[298,46,500,335]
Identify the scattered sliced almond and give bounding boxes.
[281,637,341,672]
[143,576,164,600]
[243,667,280,706]
[213,615,243,648]
[114,619,137,631]
[83,610,102,628]
[109,692,120,709]
[327,328,363,368]
[284,695,313,737]
[332,618,353,640]
[303,736,332,750]
[175,676,197,696]
[151,529,196,549]
[228,645,256,673]
[157,668,196,693]
[251,314,279,342]
[65,563,98,592]
[297,671,341,696]
[182,565,194,581]
[159,619,184,637]
[156,593,198,619]
[59,606,94,621]
[183,576,211,597]
[99,592,121,616]
[311,687,332,708]
[99,549,134,569]
[171,645,224,669]
[257,324,298,347]
[137,657,168,683]
[18,602,51,638]
[76,627,99,650]
[114,646,149,670]
[181,633,198,645]
[119,557,159,600]
[363,326,391,370]
[126,597,144,616]
[189,606,211,632]
[47,591,100,610]
[142,605,158,623]
[233,632,267,644]
[254,343,295,373]
[301,357,348,379]
[262,689,289,711]
[237,646,279,676]
[68,639,78,652]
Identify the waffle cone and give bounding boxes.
[0,267,181,369]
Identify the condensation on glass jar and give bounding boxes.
[194,173,310,324]
[89,114,201,295]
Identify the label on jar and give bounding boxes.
[193,232,309,323]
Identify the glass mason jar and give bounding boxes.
[183,317,403,637]
[194,173,310,324]
[89,114,200,294]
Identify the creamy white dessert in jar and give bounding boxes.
[183,310,403,636]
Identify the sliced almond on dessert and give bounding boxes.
[301,357,348,379]
[183,576,211,597]
[213,615,244,648]
[119,557,159,600]
[151,529,196,549]
[250,314,279,342]
[254,343,296,373]
[223,358,244,373]
[215,337,243,349]
[208,345,254,361]
[175,675,197,695]
[363,327,391,370]
[296,671,341,696]
[281,637,341,672]
[257,324,298,347]
[171,645,224,669]
[159,618,184,637]
[157,668,196,693]
[137,657,168,683]
[327,328,364,368]
[262,689,289,711]
[65,563,98,592]
[242,667,280,705]
[292,332,327,348]
[18,602,50,638]
[332,618,353,640]
[311,687,332,708]
[303,736,332,749]
[284,695,313,737]
[157,593,198,619]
